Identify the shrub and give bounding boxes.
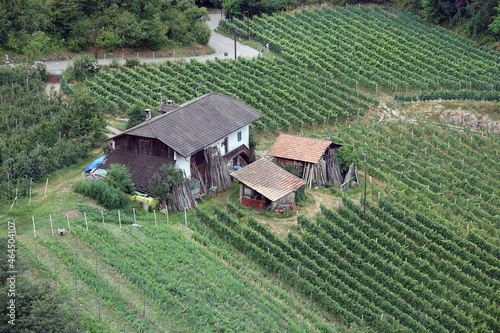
[335,145,361,175]
[110,59,121,68]
[125,57,140,67]
[63,54,100,82]
[105,164,135,194]
[192,20,211,45]
[73,179,129,209]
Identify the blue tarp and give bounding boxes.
[85,156,106,173]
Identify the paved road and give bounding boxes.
[45,14,260,74]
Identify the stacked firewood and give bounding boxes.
[169,181,197,210]
[205,147,232,193]
[325,148,343,185]
[190,159,208,196]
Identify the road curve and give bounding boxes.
[45,14,260,75]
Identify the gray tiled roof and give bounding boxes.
[111,93,261,157]
[100,150,174,193]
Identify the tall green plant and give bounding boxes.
[148,164,185,209]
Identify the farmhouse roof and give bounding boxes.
[100,150,174,193]
[110,93,261,157]
[231,158,306,202]
[267,133,342,164]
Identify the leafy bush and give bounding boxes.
[110,59,121,68]
[73,179,130,209]
[63,55,100,82]
[336,145,361,174]
[192,20,211,45]
[125,57,140,67]
[105,164,135,194]
[148,164,185,209]
[126,104,147,129]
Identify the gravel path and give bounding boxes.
[45,14,259,75]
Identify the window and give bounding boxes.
[237,131,242,142]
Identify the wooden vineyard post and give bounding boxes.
[363,145,367,220]
[154,209,157,227]
[32,216,36,238]
[133,208,136,224]
[75,237,78,301]
[50,214,54,236]
[101,210,105,227]
[44,178,48,197]
[118,209,121,228]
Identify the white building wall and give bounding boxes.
[205,125,248,157]
[227,124,249,153]
[174,151,191,179]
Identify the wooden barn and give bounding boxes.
[267,134,343,188]
[231,158,306,211]
[103,92,261,209]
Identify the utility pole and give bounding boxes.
[363,145,368,221]
[155,85,168,105]
[196,82,202,97]
[245,11,250,40]
[93,29,97,61]
[234,26,237,60]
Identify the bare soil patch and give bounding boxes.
[375,99,500,134]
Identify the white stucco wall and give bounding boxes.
[227,124,249,153]
[174,151,191,179]
[205,125,248,157]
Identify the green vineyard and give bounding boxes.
[340,120,499,245]
[86,58,376,132]
[24,205,339,332]
[8,3,500,333]
[227,5,500,94]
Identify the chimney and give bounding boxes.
[145,109,151,121]
[159,100,176,114]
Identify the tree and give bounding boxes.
[126,104,147,129]
[148,164,185,209]
[105,163,135,193]
[67,87,105,141]
[335,145,361,175]
[489,1,500,36]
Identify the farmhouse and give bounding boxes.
[267,133,343,187]
[231,158,306,211]
[102,92,261,205]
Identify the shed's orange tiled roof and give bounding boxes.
[231,158,305,202]
[268,134,340,164]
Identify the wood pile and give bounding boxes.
[300,148,342,188]
[168,181,197,211]
[205,147,232,193]
[190,159,208,196]
[340,163,360,191]
[302,159,327,188]
[325,147,343,185]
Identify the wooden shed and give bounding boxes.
[231,158,306,210]
[267,134,343,187]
